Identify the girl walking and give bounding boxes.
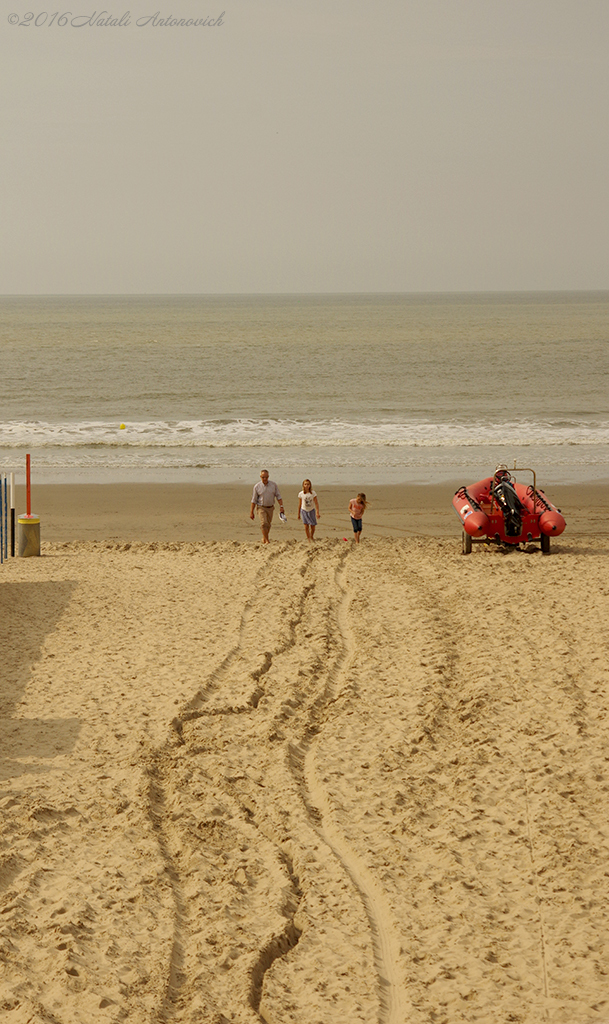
[348,492,367,543]
[297,479,320,541]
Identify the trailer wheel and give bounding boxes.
[462,531,472,555]
[541,533,550,555]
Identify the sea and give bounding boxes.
[1,292,608,486]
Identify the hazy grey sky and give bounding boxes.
[2,0,608,293]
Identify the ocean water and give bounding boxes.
[1,292,608,485]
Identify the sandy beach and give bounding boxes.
[2,485,609,1023]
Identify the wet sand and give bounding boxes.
[12,480,609,543]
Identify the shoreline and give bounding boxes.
[11,481,609,543]
[5,460,609,487]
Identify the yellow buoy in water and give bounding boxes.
[120,423,126,429]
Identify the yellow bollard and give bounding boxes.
[18,514,40,557]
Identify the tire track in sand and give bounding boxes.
[294,552,411,1024]
[172,545,295,736]
[146,543,316,1023]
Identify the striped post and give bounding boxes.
[3,475,7,560]
[10,473,15,557]
[0,474,4,565]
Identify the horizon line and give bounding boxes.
[1,288,609,299]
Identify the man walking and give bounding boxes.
[250,469,285,544]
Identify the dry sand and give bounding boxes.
[2,484,609,1023]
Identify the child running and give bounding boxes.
[297,479,320,541]
[348,492,367,543]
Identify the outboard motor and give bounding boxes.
[492,476,524,536]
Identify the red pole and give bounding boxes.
[26,453,31,516]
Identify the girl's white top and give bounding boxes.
[299,490,317,512]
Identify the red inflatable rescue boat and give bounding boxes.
[453,464,565,555]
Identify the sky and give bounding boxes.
[1,0,608,294]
